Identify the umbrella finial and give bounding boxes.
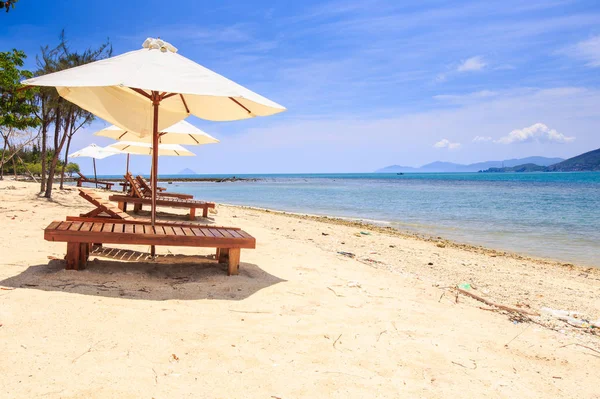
[142,37,178,53]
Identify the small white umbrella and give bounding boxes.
[107,142,195,192]
[95,120,219,146]
[22,37,285,227]
[68,143,123,187]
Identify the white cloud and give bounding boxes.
[473,136,493,143]
[567,35,600,67]
[495,123,575,144]
[434,139,461,149]
[434,90,497,103]
[457,56,486,72]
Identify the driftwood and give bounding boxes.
[456,287,540,316]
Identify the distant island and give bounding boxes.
[376,156,563,173]
[481,148,600,173]
[178,168,197,175]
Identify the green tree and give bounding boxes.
[0,49,40,179]
[65,162,79,177]
[34,32,111,197]
[0,0,18,13]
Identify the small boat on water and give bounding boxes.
[396,173,404,175]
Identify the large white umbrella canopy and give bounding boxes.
[95,120,219,146]
[21,38,286,135]
[108,142,195,157]
[21,37,285,230]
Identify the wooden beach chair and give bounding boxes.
[44,218,255,275]
[75,172,114,190]
[78,189,132,220]
[109,173,215,220]
[136,175,193,199]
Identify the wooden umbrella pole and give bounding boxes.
[151,93,160,226]
[150,92,160,257]
[124,153,130,192]
[93,158,98,188]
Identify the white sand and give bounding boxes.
[0,181,598,398]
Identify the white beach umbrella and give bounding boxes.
[95,120,219,146]
[107,141,195,192]
[68,143,123,187]
[21,37,285,227]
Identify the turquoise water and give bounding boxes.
[99,172,600,266]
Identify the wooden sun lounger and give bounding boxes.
[110,173,215,220]
[136,175,193,199]
[76,172,114,190]
[78,189,132,219]
[44,219,255,275]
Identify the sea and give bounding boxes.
[97,172,600,267]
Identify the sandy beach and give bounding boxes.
[0,180,599,398]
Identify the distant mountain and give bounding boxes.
[375,156,564,173]
[178,168,197,175]
[481,163,547,173]
[545,148,600,172]
[480,148,600,173]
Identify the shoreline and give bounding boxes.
[222,203,595,271]
[5,176,595,269]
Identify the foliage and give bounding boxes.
[0,49,40,178]
[0,146,67,176]
[31,31,112,196]
[65,162,79,176]
[0,0,17,13]
[0,49,39,131]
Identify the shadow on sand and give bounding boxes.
[0,246,284,301]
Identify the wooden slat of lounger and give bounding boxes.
[103,223,115,233]
[180,227,194,236]
[124,224,134,234]
[155,226,165,235]
[47,221,61,231]
[57,222,71,231]
[216,228,233,238]
[68,222,83,232]
[170,226,183,236]
[191,227,205,237]
[113,223,125,233]
[81,222,94,232]
[91,223,103,232]
[164,226,176,235]
[209,228,225,238]
[237,230,253,239]
[220,229,236,238]
[199,228,215,237]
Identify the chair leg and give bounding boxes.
[227,248,240,276]
[65,242,80,270]
[189,208,196,220]
[202,207,208,218]
[78,243,89,270]
[217,248,229,263]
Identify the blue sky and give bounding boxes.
[2,0,600,174]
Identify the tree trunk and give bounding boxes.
[12,148,17,180]
[0,137,7,180]
[59,133,73,189]
[40,120,47,193]
[45,100,64,198]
